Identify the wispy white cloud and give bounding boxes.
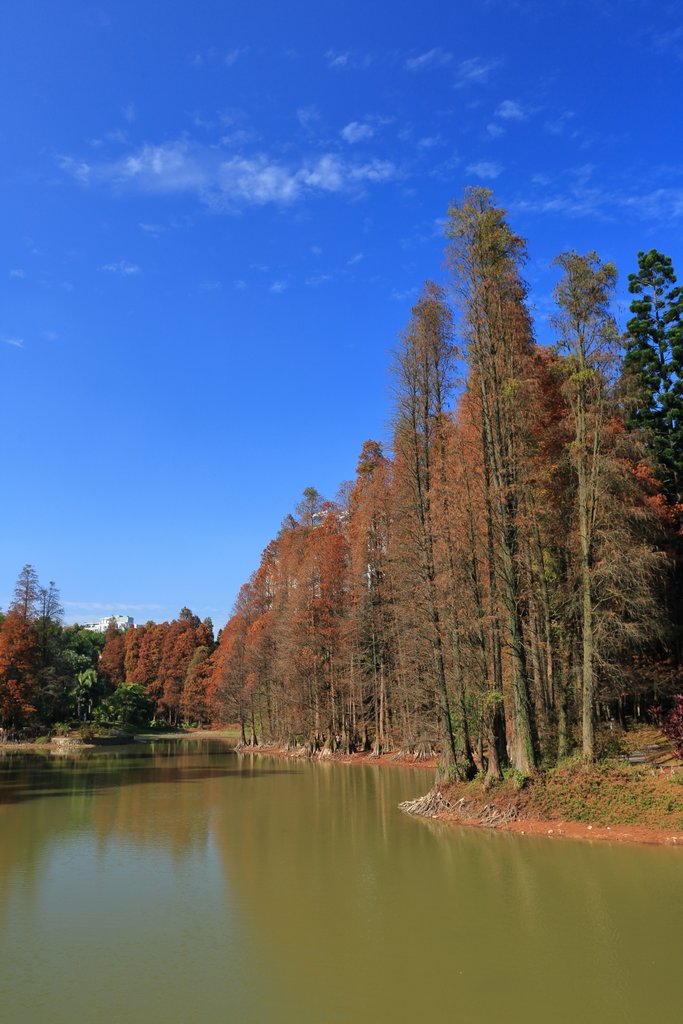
[429,153,461,181]
[545,110,576,135]
[297,106,320,132]
[405,48,451,71]
[2,336,24,348]
[233,279,247,290]
[9,268,26,278]
[391,286,418,302]
[455,56,499,87]
[305,273,332,287]
[486,100,531,139]
[416,135,444,149]
[341,121,374,143]
[619,187,683,219]
[347,252,365,265]
[122,102,136,123]
[224,47,247,67]
[486,122,505,138]
[496,99,527,121]
[190,46,248,70]
[42,330,59,341]
[510,174,683,222]
[62,142,398,210]
[650,25,683,60]
[117,144,208,191]
[269,280,288,294]
[89,130,129,148]
[138,222,163,235]
[510,191,602,219]
[325,49,373,70]
[58,156,91,184]
[326,50,350,68]
[466,160,502,180]
[100,260,141,275]
[64,600,162,613]
[398,215,447,250]
[218,127,259,147]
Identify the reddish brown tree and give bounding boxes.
[98,621,127,689]
[0,611,38,731]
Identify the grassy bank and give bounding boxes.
[430,757,683,845]
[0,724,241,752]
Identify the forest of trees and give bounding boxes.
[0,564,215,735]
[2,189,681,770]
[208,189,683,775]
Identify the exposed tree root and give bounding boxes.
[414,740,435,761]
[399,787,517,827]
[391,740,436,763]
[399,788,453,816]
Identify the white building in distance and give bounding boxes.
[80,615,134,634]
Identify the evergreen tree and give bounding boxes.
[624,249,683,503]
[11,565,41,622]
[36,580,63,669]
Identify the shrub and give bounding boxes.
[503,766,529,790]
[93,684,152,728]
[660,696,683,759]
[596,730,627,759]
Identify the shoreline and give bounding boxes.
[422,804,683,847]
[229,740,683,849]
[498,815,682,846]
[0,727,236,752]
[3,731,682,847]
[229,740,438,771]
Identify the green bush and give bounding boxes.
[596,730,628,759]
[94,684,153,728]
[503,766,529,790]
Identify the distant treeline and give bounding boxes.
[2,188,682,766]
[0,564,214,735]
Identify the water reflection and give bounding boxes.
[0,742,295,912]
[0,741,680,1024]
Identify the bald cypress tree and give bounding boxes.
[392,282,461,778]
[446,188,539,774]
[552,251,620,762]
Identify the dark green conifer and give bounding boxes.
[624,249,683,502]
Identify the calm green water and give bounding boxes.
[0,740,680,1023]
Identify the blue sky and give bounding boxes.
[2,0,682,629]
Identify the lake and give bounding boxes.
[0,739,680,1023]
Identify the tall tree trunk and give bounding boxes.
[577,390,595,760]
